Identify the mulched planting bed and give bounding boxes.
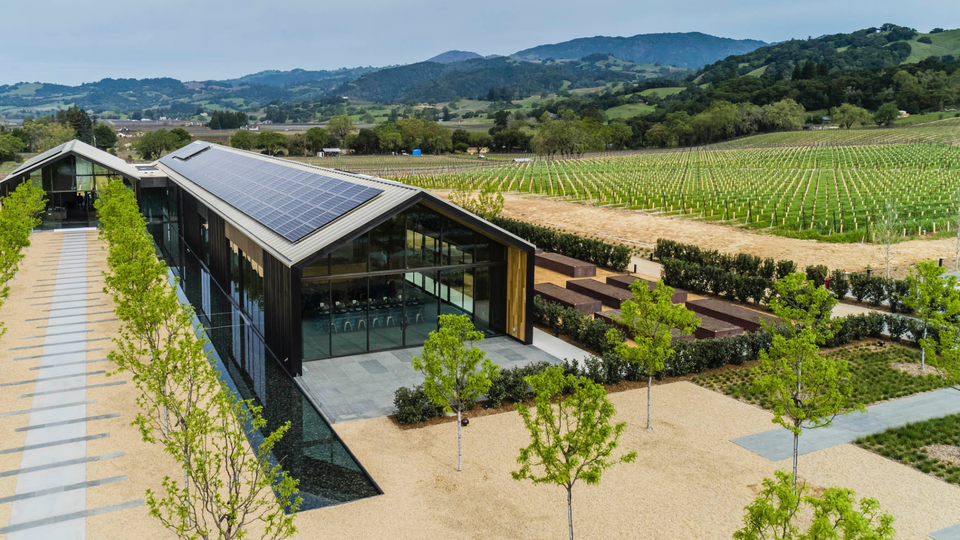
[534,283,602,314]
[857,414,960,485]
[692,343,946,409]
[535,252,597,278]
[605,275,688,304]
[566,278,633,308]
[686,298,778,332]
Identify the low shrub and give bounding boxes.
[805,264,828,288]
[829,269,850,299]
[486,361,553,407]
[491,216,631,271]
[394,385,443,424]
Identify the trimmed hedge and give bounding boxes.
[533,295,625,354]
[490,215,632,271]
[656,238,915,313]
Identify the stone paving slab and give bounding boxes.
[732,387,960,462]
[301,336,564,423]
[930,522,960,540]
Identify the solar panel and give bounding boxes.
[160,144,382,243]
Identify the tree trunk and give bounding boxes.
[792,421,800,490]
[921,327,927,369]
[457,409,462,472]
[567,487,574,540]
[646,375,653,430]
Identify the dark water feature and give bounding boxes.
[155,229,381,511]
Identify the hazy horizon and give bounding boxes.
[1,0,957,86]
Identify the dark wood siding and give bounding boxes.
[263,251,302,376]
[181,192,200,255]
[207,212,230,286]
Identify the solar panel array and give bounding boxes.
[160,144,383,243]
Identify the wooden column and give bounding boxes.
[506,245,528,342]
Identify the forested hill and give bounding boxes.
[334,56,689,102]
[695,24,960,84]
[206,66,381,87]
[512,32,767,68]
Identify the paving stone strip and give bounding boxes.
[1,231,138,539]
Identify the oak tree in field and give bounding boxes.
[873,102,900,127]
[829,103,871,129]
[734,470,895,540]
[327,115,355,147]
[751,273,861,487]
[513,367,636,540]
[256,132,288,156]
[610,279,699,429]
[229,129,257,150]
[411,314,499,471]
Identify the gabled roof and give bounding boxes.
[5,140,142,181]
[154,141,533,268]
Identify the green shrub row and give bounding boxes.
[532,295,625,354]
[662,258,771,305]
[654,239,795,279]
[490,215,632,271]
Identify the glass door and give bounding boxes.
[403,271,439,347]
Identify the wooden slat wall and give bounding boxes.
[506,245,527,342]
[263,251,302,376]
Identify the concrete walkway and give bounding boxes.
[732,387,960,461]
[300,335,564,423]
[0,230,141,538]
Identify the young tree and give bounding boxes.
[872,201,901,278]
[610,280,699,429]
[751,273,861,487]
[903,261,960,370]
[0,182,45,340]
[734,470,895,540]
[513,367,637,540]
[411,314,499,471]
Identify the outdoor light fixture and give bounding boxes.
[461,418,469,427]
[878,340,885,347]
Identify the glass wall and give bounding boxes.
[9,154,125,230]
[300,203,507,360]
[229,241,265,335]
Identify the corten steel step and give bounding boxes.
[534,283,602,314]
[535,252,597,278]
[605,275,688,304]
[566,279,632,308]
[685,298,777,332]
[594,310,695,343]
[692,313,744,340]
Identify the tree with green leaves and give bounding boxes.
[304,127,327,154]
[132,129,188,160]
[609,279,699,429]
[734,470,895,540]
[903,261,960,371]
[327,115,354,147]
[229,130,257,151]
[256,131,288,156]
[873,103,900,127]
[751,273,860,487]
[829,103,871,129]
[411,314,499,471]
[92,123,118,150]
[0,182,45,340]
[513,366,636,540]
[0,131,25,161]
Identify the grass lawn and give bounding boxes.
[639,87,685,98]
[605,103,656,120]
[692,343,945,409]
[895,111,960,124]
[857,414,960,485]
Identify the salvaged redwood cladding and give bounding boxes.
[535,252,597,278]
[605,275,688,304]
[595,310,695,343]
[685,298,777,333]
[534,283,602,314]
[566,279,632,308]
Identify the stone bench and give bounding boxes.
[605,275,688,304]
[685,298,777,333]
[534,283,602,314]
[535,252,596,278]
[692,313,744,339]
[566,279,632,308]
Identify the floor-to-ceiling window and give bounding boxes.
[299,202,506,361]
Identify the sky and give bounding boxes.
[2,0,958,86]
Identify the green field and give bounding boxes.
[905,28,960,63]
[639,87,685,98]
[710,122,960,149]
[387,133,960,242]
[604,103,656,119]
[894,111,960,125]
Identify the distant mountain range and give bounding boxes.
[425,50,484,63]
[512,32,768,68]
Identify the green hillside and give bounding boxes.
[905,29,960,63]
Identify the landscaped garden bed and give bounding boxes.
[692,343,946,409]
[686,298,778,332]
[857,414,960,485]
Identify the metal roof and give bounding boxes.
[5,140,142,181]
[154,141,534,268]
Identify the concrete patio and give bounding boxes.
[299,334,571,423]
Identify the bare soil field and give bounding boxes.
[499,194,959,273]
